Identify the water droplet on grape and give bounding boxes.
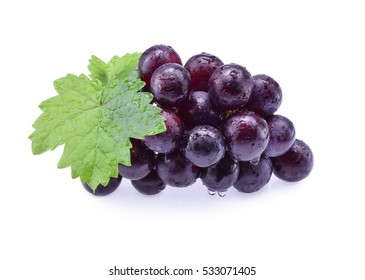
[218,191,227,197]
[208,190,216,196]
[250,157,260,165]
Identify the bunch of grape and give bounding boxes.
[83,45,314,197]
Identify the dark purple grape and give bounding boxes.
[178,91,223,129]
[223,111,269,163]
[208,64,253,110]
[200,155,239,194]
[184,125,225,168]
[271,139,314,182]
[245,74,282,116]
[184,53,224,91]
[156,150,200,187]
[233,156,272,193]
[82,175,122,196]
[138,45,182,90]
[118,139,155,180]
[150,63,191,108]
[264,115,296,157]
[143,109,183,154]
[131,170,166,195]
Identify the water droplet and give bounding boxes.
[208,190,216,196]
[250,157,260,165]
[218,191,227,197]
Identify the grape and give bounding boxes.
[143,109,183,154]
[138,45,182,90]
[200,155,239,194]
[208,63,253,110]
[150,63,191,108]
[82,175,122,196]
[156,150,200,187]
[223,110,269,163]
[245,74,282,116]
[178,91,223,129]
[131,170,166,195]
[184,53,223,91]
[264,115,296,157]
[118,139,155,180]
[271,139,314,182]
[233,157,273,193]
[79,46,314,198]
[184,125,225,168]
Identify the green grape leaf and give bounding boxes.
[88,53,140,85]
[29,54,166,191]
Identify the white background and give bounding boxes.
[1,0,364,279]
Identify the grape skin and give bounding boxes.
[223,110,270,162]
[245,74,282,116]
[118,139,155,180]
[156,150,200,188]
[82,175,122,196]
[233,157,273,193]
[208,64,253,110]
[143,109,184,154]
[150,63,191,108]
[184,53,223,91]
[264,115,296,157]
[178,91,223,130]
[131,170,166,195]
[200,155,239,192]
[138,45,182,91]
[184,125,225,168]
[271,139,314,182]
